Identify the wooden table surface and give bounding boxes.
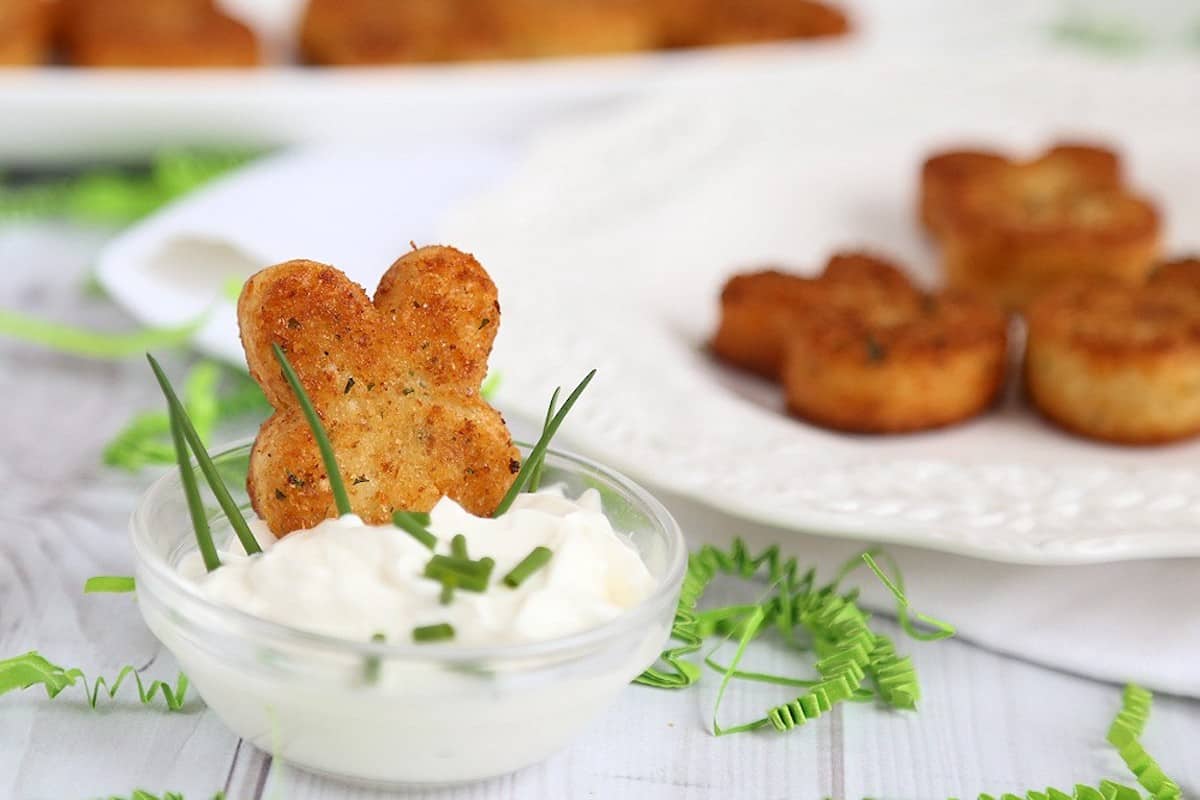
[2,225,1197,800]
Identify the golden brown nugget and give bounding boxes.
[924,142,1159,311]
[781,288,1007,434]
[657,0,850,49]
[59,0,259,67]
[711,252,921,379]
[299,0,510,65]
[239,247,520,536]
[495,0,659,58]
[0,0,49,65]
[1026,259,1200,445]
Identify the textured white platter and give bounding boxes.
[441,58,1200,564]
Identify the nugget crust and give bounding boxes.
[59,0,259,67]
[1025,259,1200,445]
[300,0,657,64]
[658,0,850,48]
[923,143,1160,311]
[712,252,922,378]
[782,289,1008,433]
[0,0,49,65]
[239,247,519,536]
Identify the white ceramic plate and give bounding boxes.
[441,57,1200,564]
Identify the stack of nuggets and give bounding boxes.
[712,252,1008,433]
[921,143,1161,312]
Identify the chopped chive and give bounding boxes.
[147,354,259,556]
[527,386,560,493]
[271,343,352,517]
[450,534,468,559]
[493,369,596,517]
[503,546,553,588]
[439,575,457,605]
[413,623,455,643]
[363,632,385,684]
[83,576,136,594]
[424,556,493,593]
[393,510,436,550]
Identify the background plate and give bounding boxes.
[442,57,1200,564]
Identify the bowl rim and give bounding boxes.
[130,437,688,665]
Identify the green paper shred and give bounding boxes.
[104,361,269,472]
[636,539,949,731]
[0,651,189,711]
[83,576,136,593]
[102,792,224,800]
[1050,15,1147,54]
[0,309,204,359]
[0,149,258,225]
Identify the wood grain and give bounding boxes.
[1,228,1197,799]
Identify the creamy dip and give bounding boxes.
[179,486,656,646]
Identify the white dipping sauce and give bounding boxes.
[180,487,656,646]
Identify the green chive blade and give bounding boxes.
[270,343,352,517]
[413,623,455,643]
[147,354,260,556]
[494,369,596,517]
[451,533,468,559]
[169,403,221,572]
[439,575,457,605]
[527,386,560,493]
[503,546,553,588]
[394,511,437,550]
[363,632,385,684]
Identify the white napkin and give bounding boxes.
[95,145,1200,699]
[95,144,516,368]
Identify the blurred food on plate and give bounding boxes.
[713,251,1008,434]
[921,142,1161,311]
[1026,257,1200,445]
[0,0,51,65]
[56,0,259,67]
[0,0,850,68]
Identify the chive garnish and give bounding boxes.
[424,555,494,593]
[493,369,596,517]
[526,387,560,493]
[271,343,352,517]
[503,546,553,588]
[167,404,220,572]
[147,354,260,556]
[450,534,468,559]
[439,575,457,605]
[412,623,455,643]
[393,510,436,550]
[363,632,385,684]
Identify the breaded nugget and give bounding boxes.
[496,0,659,58]
[300,0,656,64]
[1025,258,1200,445]
[299,0,509,65]
[59,0,259,67]
[923,142,1159,311]
[239,246,520,536]
[0,0,49,65]
[711,252,921,378]
[657,0,850,49]
[781,289,1007,434]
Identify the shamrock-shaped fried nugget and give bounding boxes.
[239,245,520,536]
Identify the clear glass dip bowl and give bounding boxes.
[131,440,686,787]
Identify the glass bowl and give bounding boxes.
[130,439,686,787]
